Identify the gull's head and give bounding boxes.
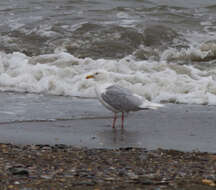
[86,71,109,82]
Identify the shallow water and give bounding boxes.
[1,92,216,152]
[1,0,216,105]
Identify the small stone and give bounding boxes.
[202,179,216,187]
[41,175,53,179]
[59,178,66,182]
[105,177,115,181]
[140,179,154,185]
[76,181,95,186]
[41,145,51,151]
[8,166,29,176]
[54,144,67,149]
[118,170,126,176]
[127,171,138,179]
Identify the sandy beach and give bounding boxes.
[0,92,216,189]
[1,0,216,189]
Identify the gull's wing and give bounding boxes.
[101,85,143,112]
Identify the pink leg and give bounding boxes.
[121,112,124,129]
[112,113,117,129]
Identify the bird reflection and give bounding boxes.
[112,128,125,143]
[97,127,141,148]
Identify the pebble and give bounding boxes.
[41,175,53,179]
[127,171,139,179]
[1,143,216,190]
[202,179,216,187]
[8,166,29,176]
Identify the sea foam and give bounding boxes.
[1,51,216,105]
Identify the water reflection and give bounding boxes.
[97,128,142,148]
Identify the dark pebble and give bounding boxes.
[8,166,29,176]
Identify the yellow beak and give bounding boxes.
[86,75,94,79]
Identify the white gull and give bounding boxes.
[86,71,164,128]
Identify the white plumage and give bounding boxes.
[86,71,164,128]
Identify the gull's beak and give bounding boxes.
[86,75,94,79]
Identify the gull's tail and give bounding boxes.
[139,101,164,110]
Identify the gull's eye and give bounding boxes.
[95,72,99,75]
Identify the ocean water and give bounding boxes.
[1,0,216,105]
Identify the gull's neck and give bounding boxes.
[94,82,113,98]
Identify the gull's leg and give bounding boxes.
[112,113,117,129]
[121,112,124,129]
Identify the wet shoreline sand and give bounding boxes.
[1,92,216,189]
[1,92,216,152]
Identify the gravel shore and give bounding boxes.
[0,143,216,190]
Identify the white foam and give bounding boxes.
[161,46,209,62]
[1,51,216,105]
[117,12,130,19]
[161,36,216,62]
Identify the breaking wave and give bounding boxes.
[1,51,216,105]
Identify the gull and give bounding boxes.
[86,71,164,129]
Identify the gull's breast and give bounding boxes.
[95,84,120,113]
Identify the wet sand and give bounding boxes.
[1,92,216,189]
[0,92,216,152]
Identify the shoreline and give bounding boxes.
[1,92,216,189]
[1,92,216,152]
[0,143,216,190]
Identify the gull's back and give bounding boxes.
[101,85,143,112]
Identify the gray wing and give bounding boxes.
[101,85,143,112]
